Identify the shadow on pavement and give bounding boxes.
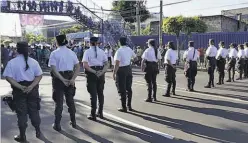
[223,83,248,88]
[97,118,193,143]
[195,90,248,101]
[60,130,91,143]
[76,125,113,143]
[171,95,248,111]
[128,110,248,143]
[214,86,248,93]
[154,100,248,123]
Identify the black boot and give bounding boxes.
[35,126,41,138]
[87,114,97,121]
[118,97,127,112]
[69,114,77,128]
[127,94,133,111]
[97,109,104,119]
[52,123,61,132]
[163,83,171,97]
[14,127,26,142]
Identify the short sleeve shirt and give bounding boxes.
[114,46,136,67]
[3,55,42,82]
[164,49,177,64]
[142,47,162,62]
[82,46,108,66]
[49,46,79,71]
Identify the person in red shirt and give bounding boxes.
[198,48,205,69]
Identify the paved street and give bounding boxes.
[1,69,248,143]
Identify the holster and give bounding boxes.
[2,96,16,112]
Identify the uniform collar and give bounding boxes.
[59,45,67,49]
[188,47,194,50]
[120,46,127,48]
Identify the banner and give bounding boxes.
[19,14,44,26]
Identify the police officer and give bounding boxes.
[226,43,238,82]
[163,41,177,97]
[113,37,136,112]
[183,41,199,91]
[216,41,228,85]
[3,42,42,142]
[141,39,162,102]
[82,37,108,121]
[244,42,248,78]
[236,44,245,80]
[204,39,217,88]
[49,35,80,131]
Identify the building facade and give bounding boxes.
[200,15,247,32]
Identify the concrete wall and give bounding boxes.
[201,16,222,32]
[200,15,247,32]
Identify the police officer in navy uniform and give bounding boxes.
[183,41,199,91]
[244,42,248,78]
[226,43,238,82]
[113,37,136,112]
[82,37,108,121]
[141,39,162,102]
[163,41,177,97]
[216,41,228,85]
[236,44,245,80]
[3,42,43,142]
[49,35,80,131]
[204,39,217,88]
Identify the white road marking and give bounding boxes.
[75,102,175,140]
[133,81,248,104]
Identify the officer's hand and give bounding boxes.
[19,85,27,92]
[69,79,75,87]
[62,79,70,86]
[24,85,34,94]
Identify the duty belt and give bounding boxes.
[59,71,73,74]
[90,66,103,70]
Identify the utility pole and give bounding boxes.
[136,0,141,36]
[159,0,163,46]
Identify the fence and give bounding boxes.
[130,32,248,49]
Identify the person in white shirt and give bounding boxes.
[204,39,217,88]
[183,41,199,91]
[216,41,228,85]
[2,42,43,142]
[141,39,162,102]
[226,43,238,82]
[105,45,113,69]
[244,42,248,78]
[163,41,177,97]
[236,44,245,80]
[49,34,80,131]
[113,37,136,112]
[82,37,108,121]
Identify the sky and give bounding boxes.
[1,0,248,37]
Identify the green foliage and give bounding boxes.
[25,33,46,44]
[59,25,83,35]
[112,0,150,23]
[162,16,207,37]
[162,16,207,59]
[132,24,151,36]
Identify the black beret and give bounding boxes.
[90,37,98,43]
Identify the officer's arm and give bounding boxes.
[5,77,24,90]
[113,51,120,75]
[71,53,80,80]
[51,65,66,81]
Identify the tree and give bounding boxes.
[112,0,150,23]
[163,16,207,60]
[25,33,46,44]
[59,25,83,35]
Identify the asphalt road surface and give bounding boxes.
[1,69,248,143]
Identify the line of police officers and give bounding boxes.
[2,35,248,142]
